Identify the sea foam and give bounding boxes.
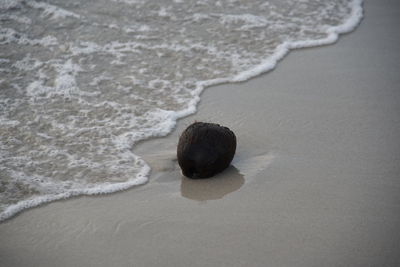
[0,0,363,222]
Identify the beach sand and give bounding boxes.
[1,0,400,266]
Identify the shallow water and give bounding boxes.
[0,0,363,221]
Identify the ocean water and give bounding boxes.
[0,0,363,221]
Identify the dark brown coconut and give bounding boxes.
[177,122,236,179]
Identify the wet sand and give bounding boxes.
[1,0,400,266]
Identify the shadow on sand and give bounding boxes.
[180,165,244,201]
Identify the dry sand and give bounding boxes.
[1,0,400,266]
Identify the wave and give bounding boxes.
[0,0,363,222]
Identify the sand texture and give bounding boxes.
[1,0,400,266]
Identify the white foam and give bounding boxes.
[111,0,146,6]
[0,28,58,46]
[12,54,43,71]
[24,59,86,100]
[27,0,81,20]
[219,13,269,30]
[192,13,210,23]
[0,163,150,222]
[231,0,363,82]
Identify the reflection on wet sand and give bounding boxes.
[180,166,244,201]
